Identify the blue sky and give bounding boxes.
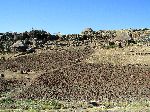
[0,0,150,34]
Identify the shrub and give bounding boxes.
[0,97,15,104]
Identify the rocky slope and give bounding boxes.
[0,46,150,102]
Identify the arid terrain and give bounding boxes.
[0,28,150,111]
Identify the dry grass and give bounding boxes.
[86,45,150,65]
[2,70,37,80]
[0,99,150,112]
[0,53,24,60]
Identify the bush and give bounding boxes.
[51,100,62,109]
[0,97,15,104]
[105,44,117,49]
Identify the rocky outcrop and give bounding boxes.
[0,28,150,53]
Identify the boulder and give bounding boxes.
[11,40,28,52]
[26,48,35,54]
[11,40,24,48]
[81,28,94,35]
[114,31,131,42]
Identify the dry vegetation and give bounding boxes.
[0,45,150,111]
[87,45,150,65]
[1,28,150,111]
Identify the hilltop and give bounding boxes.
[0,28,150,55]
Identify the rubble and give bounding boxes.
[0,28,150,54]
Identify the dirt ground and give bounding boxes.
[0,45,150,108]
[86,45,150,65]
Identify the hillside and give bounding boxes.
[0,28,150,111]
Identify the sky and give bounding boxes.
[0,0,150,34]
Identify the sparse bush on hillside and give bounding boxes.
[0,43,5,53]
[102,41,117,49]
[128,39,137,45]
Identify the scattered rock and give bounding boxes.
[88,101,99,107]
